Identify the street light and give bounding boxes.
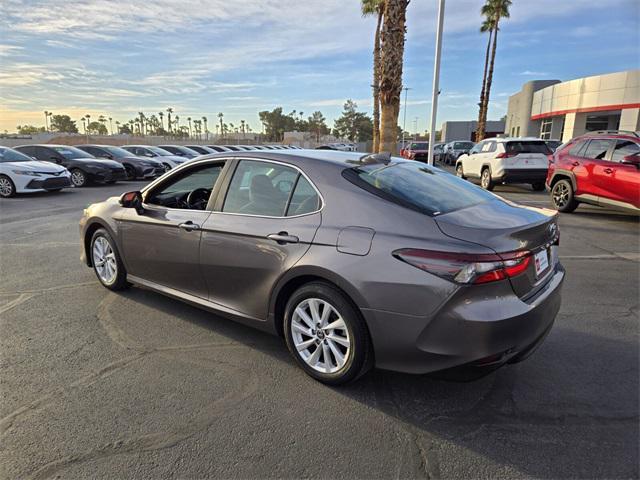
[427,0,445,166]
[401,87,411,151]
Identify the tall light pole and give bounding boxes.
[428,0,445,166]
[401,87,411,151]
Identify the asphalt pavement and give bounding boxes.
[1,177,638,479]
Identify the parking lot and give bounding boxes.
[1,179,638,479]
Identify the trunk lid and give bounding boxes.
[435,198,560,298]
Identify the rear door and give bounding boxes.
[200,158,322,320]
[603,139,640,208]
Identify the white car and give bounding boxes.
[0,146,72,198]
[455,137,552,191]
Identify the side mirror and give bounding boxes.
[621,155,640,167]
[120,191,144,214]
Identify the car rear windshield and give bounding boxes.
[52,146,94,159]
[410,142,429,149]
[506,141,552,154]
[343,160,495,216]
[103,146,136,157]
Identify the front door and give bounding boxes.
[200,159,322,320]
[120,161,226,298]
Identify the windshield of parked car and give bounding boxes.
[0,146,33,162]
[506,141,552,155]
[454,142,474,149]
[52,146,94,159]
[344,160,495,216]
[102,146,137,157]
[410,142,429,150]
[147,146,174,156]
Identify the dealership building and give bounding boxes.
[505,70,640,141]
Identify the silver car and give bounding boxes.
[80,150,564,385]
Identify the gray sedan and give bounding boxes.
[79,150,564,385]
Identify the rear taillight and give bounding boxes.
[393,249,531,285]
[496,152,517,159]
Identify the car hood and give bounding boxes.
[81,158,124,169]
[4,160,67,174]
[160,155,187,163]
[434,198,558,253]
[117,155,161,164]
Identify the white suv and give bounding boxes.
[455,137,552,191]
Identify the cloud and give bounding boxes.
[519,70,550,76]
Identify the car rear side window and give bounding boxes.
[568,140,587,156]
[505,141,551,155]
[286,176,320,216]
[343,161,496,216]
[583,139,614,160]
[611,140,640,162]
[223,160,296,217]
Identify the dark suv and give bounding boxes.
[546,131,640,214]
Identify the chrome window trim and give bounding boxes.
[216,156,325,219]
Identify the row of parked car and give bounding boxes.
[0,143,301,197]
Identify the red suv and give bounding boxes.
[546,131,640,214]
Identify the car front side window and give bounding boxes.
[145,163,224,210]
[583,139,614,160]
[611,140,640,163]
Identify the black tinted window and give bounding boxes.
[583,139,614,160]
[286,176,320,216]
[223,160,295,216]
[505,141,551,154]
[344,160,495,216]
[611,140,640,162]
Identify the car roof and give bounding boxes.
[575,131,640,142]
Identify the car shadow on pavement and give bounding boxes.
[115,287,639,478]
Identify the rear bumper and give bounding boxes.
[25,176,72,190]
[494,168,548,184]
[362,263,565,374]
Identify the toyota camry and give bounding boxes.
[80,150,564,385]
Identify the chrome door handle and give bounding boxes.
[267,232,299,244]
[178,221,201,232]
[603,168,613,174]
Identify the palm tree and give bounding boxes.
[108,117,113,135]
[476,0,512,141]
[379,0,409,153]
[362,0,384,152]
[186,117,191,138]
[166,107,173,134]
[217,113,224,139]
[202,116,208,140]
[44,111,49,132]
[115,120,121,134]
[81,117,87,134]
[158,111,164,132]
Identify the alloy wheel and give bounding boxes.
[552,182,569,208]
[291,298,351,374]
[92,236,117,284]
[71,170,86,187]
[456,164,464,178]
[0,177,14,197]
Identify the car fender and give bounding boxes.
[268,264,370,334]
[548,169,577,190]
[81,216,122,267]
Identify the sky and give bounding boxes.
[0,0,638,134]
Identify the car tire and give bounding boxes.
[124,164,136,180]
[455,163,466,179]
[550,179,579,213]
[481,167,494,191]
[284,282,373,385]
[531,182,545,191]
[90,228,129,290]
[0,175,16,198]
[70,168,88,187]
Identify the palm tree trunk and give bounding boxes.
[476,28,493,141]
[379,0,408,153]
[479,19,500,141]
[372,9,383,152]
